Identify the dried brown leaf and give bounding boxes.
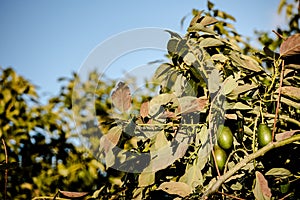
[281,86,300,101]
[275,130,300,141]
[280,33,300,57]
[111,82,131,112]
[253,171,272,200]
[140,101,149,118]
[59,190,89,198]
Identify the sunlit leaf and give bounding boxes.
[229,53,263,72]
[188,23,216,34]
[222,75,238,95]
[158,181,192,197]
[183,52,197,65]
[199,15,218,26]
[211,54,228,62]
[200,38,224,48]
[232,102,252,110]
[138,172,155,187]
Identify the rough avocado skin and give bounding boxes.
[257,124,272,147]
[217,125,233,150]
[213,145,228,171]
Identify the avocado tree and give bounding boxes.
[88,1,300,199]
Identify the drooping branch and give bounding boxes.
[201,133,300,199]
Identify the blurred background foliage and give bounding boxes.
[0,0,299,199]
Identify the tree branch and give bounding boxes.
[201,133,300,199]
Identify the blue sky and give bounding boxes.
[0,0,284,100]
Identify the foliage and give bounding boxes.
[0,0,300,199]
[89,1,300,199]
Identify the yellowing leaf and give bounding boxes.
[280,33,300,57]
[253,171,272,200]
[59,190,89,198]
[140,101,149,118]
[111,82,131,112]
[158,181,192,197]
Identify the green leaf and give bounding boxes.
[265,168,292,177]
[253,171,272,200]
[154,63,173,81]
[222,75,238,95]
[232,102,252,110]
[149,93,175,117]
[183,52,197,65]
[229,53,263,72]
[167,38,180,54]
[179,165,203,189]
[200,38,224,48]
[150,131,169,151]
[227,83,258,100]
[211,54,228,62]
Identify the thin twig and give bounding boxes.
[278,192,292,200]
[216,191,246,200]
[201,133,300,199]
[272,30,286,40]
[1,138,8,200]
[272,60,285,141]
